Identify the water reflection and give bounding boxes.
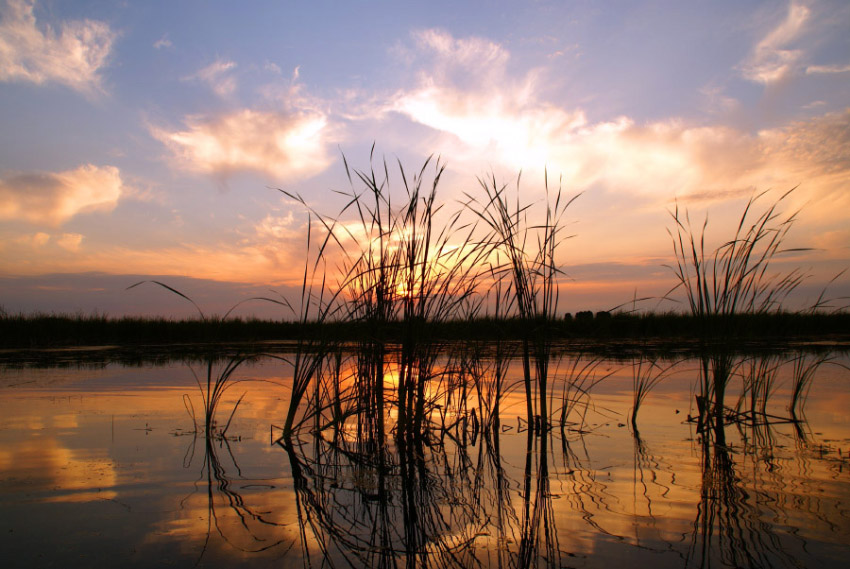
[1,348,849,568]
[279,427,574,567]
[181,431,293,563]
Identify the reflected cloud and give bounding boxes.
[0,0,115,95]
[0,437,117,502]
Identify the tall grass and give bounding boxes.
[630,355,675,432]
[666,189,806,322]
[281,151,490,442]
[666,189,807,427]
[125,280,271,438]
[464,171,579,431]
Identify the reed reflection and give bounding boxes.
[279,432,489,567]
[279,427,583,567]
[684,349,850,569]
[179,356,294,564]
[181,338,849,569]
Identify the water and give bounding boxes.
[1,348,849,568]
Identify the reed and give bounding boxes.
[274,213,340,439]
[464,171,579,431]
[630,355,675,432]
[556,354,613,430]
[666,189,806,323]
[666,189,807,426]
[280,150,489,442]
[788,351,847,421]
[124,281,268,438]
[735,354,781,420]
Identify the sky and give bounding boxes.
[0,0,849,318]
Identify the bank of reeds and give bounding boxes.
[3,310,849,353]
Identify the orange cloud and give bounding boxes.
[152,108,332,183]
[0,164,123,226]
[0,0,115,95]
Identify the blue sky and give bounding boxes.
[1,0,848,317]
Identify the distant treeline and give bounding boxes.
[2,311,848,350]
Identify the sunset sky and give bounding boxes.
[1,0,848,317]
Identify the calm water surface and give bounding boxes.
[1,350,848,568]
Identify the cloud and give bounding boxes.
[389,29,850,220]
[738,1,810,84]
[56,232,83,252]
[755,108,850,218]
[12,231,49,247]
[12,230,82,251]
[185,58,237,98]
[806,63,850,74]
[392,28,585,169]
[153,35,171,49]
[409,28,510,85]
[391,30,752,196]
[0,0,115,94]
[0,164,123,226]
[152,108,333,183]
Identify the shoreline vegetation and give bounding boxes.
[2,310,849,352]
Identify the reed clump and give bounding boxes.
[279,151,493,444]
[666,189,833,432]
[274,151,591,447]
[464,171,580,432]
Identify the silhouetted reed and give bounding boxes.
[556,354,613,431]
[788,350,847,421]
[630,354,676,432]
[667,189,808,428]
[465,171,579,432]
[125,281,281,439]
[281,151,490,444]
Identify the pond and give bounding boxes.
[1,346,849,568]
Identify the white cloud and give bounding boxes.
[0,0,115,94]
[411,28,509,84]
[755,109,850,218]
[153,35,171,50]
[152,108,333,183]
[256,212,296,240]
[0,164,123,226]
[264,61,282,75]
[392,28,576,169]
[738,1,810,84]
[389,29,850,223]
[185,59,237,98]
[806,63,850,74]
